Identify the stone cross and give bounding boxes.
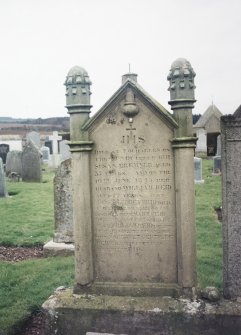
[49,131,62,154]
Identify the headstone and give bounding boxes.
[0,158,8,197]
[66,61,197,296]
[48,131,62,168]
[22,140,42,182]
[41,146,50,163]
[5,150,22,177]
[53,158,73,243]
[194,157,204,184]
[59,140,71,161]
[26,131,41,148]
[213,155,221,175]
[0,143,10,164]
[221,106,241,299]
[216,135,221,156]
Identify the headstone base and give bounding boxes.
[43,240,74,256]
[195,179,204,184]
[43,288,241,335]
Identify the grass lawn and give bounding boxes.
[0,160,223,334]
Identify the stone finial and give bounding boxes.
[167,58,196,105]
[64,65,92,108]
[122,73,138,84]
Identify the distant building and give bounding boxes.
[193,104,222,156]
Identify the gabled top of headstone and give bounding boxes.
[233,105,241,119]
[83,76,178,132]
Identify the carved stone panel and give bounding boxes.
[89,94,177,283]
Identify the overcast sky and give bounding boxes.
[0,0,240,119]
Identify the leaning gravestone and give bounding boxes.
[221,105,241,299]
[5,150,22,177]
[0,158,8,197]
[22,140,42,182]
[53,158,73,243]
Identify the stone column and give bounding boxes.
[167,58,197,291]
[64,66,94,286]
[221,106,241,299]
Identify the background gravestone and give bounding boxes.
[22,140,42,182]
[213,155,221,175]
[59,140,71,161]
[26,131,41,148]
[53,158,73,243]
[0,144,10,164]
[221,105,241,299]
[0,158,8,197]
[41,146,50,163]
[5,151,22,177]
[194,157,204,184]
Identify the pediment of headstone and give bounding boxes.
[83,80,177,133]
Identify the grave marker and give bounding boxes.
[0,158,8,197]
[22,140,42,182]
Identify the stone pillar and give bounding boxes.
[65,66,94,286]
[221,106,241,299]
[167,58,197,290]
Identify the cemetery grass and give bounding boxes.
[0,161,222,334]
[0,170,75,334]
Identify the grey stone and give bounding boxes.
[43,240,74,257]
[213,155,221,175]
[0,143,9,164]
[221,107,241,299]
[43,288,241,335]
[200,287,220,302]
[194,157,204,184]
[40,146,50,163]
[59,140,71,161]
[53,158,73,243]
[0,158,8,197]
[26,131,41,148]
[216,135,221,156]
[22,140,42,182]
[5,150,22,177]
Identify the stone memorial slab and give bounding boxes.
[41,146,50,163]
[212,155,221,175]
[194,157,204,184]
[22,140,42,182]
[0,143,9,164]
[26,131,41,148]
[5,150,22,177]
[59,140,71,161]
[221,106,241,299]
[0,158,8,197]
[53,158,73,243]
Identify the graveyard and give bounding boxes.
[0,60,241,334]
[0,159,222,334]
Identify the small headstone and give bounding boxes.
[0,158,8,197]
[53,159,73,243]
[22,140,42,182]
[5,151,22,177]
[59,140,71,161]
[0,144,10,164]
[216,135,221,156]
[213,155,221,175]
[194,157,204,184]
[41,146,50,163]
[49,131,62,154]
[26,131,41,148]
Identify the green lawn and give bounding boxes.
[0,160,223,334]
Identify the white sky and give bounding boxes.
[0,0,240,119]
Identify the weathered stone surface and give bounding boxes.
[43,240,74,256]
[200,287,220,302]
[53,158,73,243]
[26,131,41,148]
[41,146,50,163]
[59,140,71,161]
[22,140,42,182]
[194,157,204,184]
[0,158,8,197]
[221,108,241,299]
[5,150,22,176]
[213,155,221,175]
[43,288,241,335]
